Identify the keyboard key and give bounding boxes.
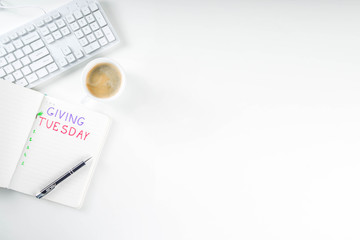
[93,11,106,27]
[44,16,52,23]
[66,54,76,63]
[13,70,23,79]
[30,55,54,71]
[82,7,91,16]
[86,14,95,23]
[52,12,61,19]
[48,23,58,32]
[74,29,84,38]
[4,64,14,74]
[4,75,15,82]
[46,63,58,73]
[98,37,108,46]
[58,57,68,67]
[13,39,24,49]
[0,48,7,57]
[53,31,62,40]
[36,20,45,27]
[15,78,28,86]
[73,49,84,59]
[89,3,98,12]
[78,18,87,27]
[56,19,65,28]
[0,57,7,67]
[70,22,80,31]
[4,43,15,53]
[26,73,38,83]
[36,68,49,78]
[12,60,22,70]
[22,45,32,55]
[79,37,89,47]
[5,53,16,63]
[29,47,49,61]
[74,10,83,19]
[21,56,31,65]
[90,22,99,31]
[0,68,5,77]
[87,33,96,43]
[94,29,104,39]
[26,25,35,32]
[22,32,40,44]
[21,66,31,75]
[1,37,10,44]
[82,26,91,35]
[18,29,27,36]
[102,26,115,42]
[66,14,75,23]
[83,41,100,54]
[60,27,71,36]
[10,33,18,40]
[14,49,25,59]
[44,34,55,44]
[30,39,45,51]
[61,46,72,55]
[39,26,50,36]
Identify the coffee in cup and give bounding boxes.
[82,58,126,101]
[86,63,122,98]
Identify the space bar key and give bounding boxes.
[30,55,54,72]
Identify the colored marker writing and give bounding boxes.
[38,116,90,141]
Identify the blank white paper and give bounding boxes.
[0,81,44,188]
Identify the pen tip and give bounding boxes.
[84,157,92,163]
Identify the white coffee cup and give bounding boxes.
[81,57,126,102]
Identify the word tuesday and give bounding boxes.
[38,116,90,140]
[36,107,91,141]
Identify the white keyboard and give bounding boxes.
[0,0,119,88]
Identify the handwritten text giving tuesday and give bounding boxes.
[38,107,90,141]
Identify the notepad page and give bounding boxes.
[9,96,111,208]
[0,81,44,188]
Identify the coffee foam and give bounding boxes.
[86,63,122,98]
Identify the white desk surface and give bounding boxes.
[1,0,360,239]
